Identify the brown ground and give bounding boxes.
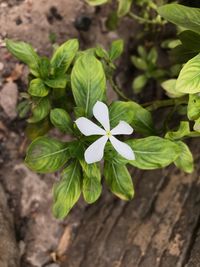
[0,1,200,267]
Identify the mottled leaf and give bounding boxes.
[25,137,69,173]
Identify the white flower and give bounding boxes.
[75,101,135,164]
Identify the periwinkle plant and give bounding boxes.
[6,3,200,218]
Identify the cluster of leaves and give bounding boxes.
[7,38,79,139]
[6,2,200,219]
[86,0,165,31]
[158,3,200,137]
[87,0,174,97]
[132,45,182,94]
[87,0,176,96]
[6,33,193,219]
[132,46,166,93]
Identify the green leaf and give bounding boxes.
[161,79,184,98]
[95,46,109,60]
[109,101,155,135]
[52,87,67,100]
[104,162,134,200]
[79,160,102,204]
[117,0,132,17]
[86,0,108,5]
[147,47,158,65]
[158,4,200,34]
[79,160,100,179]
[6,39,40,76]
[28,78,49,97]
[74,106,86,118]
[51,39,79,74]
[137,46,147,59]
[176,53,200,94]
[161,39,181,50]
[130,102,156,135]
[83,175,102,204]
[44,74,67,88]
[17,100,30,118]
[109,39,124,61]
[25,137,69,173]
[165,121,190,140]
[151,69,166,79]
[127,136,180,169]
[109,101,134,127]
[68,141,85,159]
[53,161,81,218]
[25,119,51,140]
[179,31,200,52]
[187,93,200,120]
[71,53,106,117]
[28,97,51,123]
[174,141,194,173]
[50,108,73,133]
[38,57,50,79]
[131,56,148,70]
[132,75,148,94]
[104,142,129,165]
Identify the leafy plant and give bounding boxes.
[86,0,166,31]
[132,46,167,93]
[7,38,79,139]
[6,2,200,219]
[158,3,200,136]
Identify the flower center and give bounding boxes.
[106,131,112,137]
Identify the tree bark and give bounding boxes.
[0,184,20,267]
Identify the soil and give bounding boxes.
[0,1,200,267]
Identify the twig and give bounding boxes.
[109,78,131,102]
[142,97,188,111]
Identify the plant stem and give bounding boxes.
[143,97,188,111]
[128,12,156,24]
[109,78,131,101]
[109,77,187,112]
[186,132,200,138]
[128,11,166,26]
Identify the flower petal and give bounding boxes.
[111,121,134,135]
[109,136,135,160]
[75,117,105,136]
[85,136,108,164]
[93,101,110,131]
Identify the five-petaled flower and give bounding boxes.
[75,101,135,164]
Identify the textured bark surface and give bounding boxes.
[59,140,200,267]
[0,184,19,267]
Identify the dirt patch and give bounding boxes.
[0,0,84,54]
[0,0,25,8]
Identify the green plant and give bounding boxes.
[131,46,165,93]
[131,45,181,94]
[6,3,200,219]
[158,3,200,135]
[86,0,175,95]
[86,0,166,31]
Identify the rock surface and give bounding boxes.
[0,82,18,119]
